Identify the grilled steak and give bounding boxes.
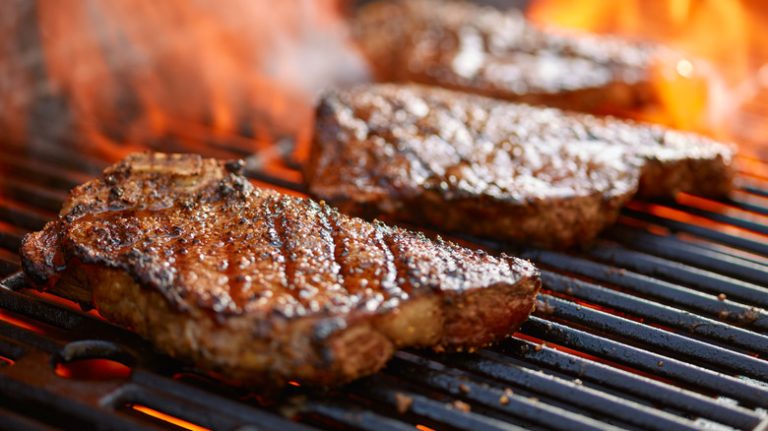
[21,152,540,386]
[353,0,660,117]
[306,84,734,248]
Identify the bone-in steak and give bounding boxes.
[21,152,540,386]
[306,84,733,248]
[353,0,661,117]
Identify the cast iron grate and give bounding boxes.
[1,137,768,431]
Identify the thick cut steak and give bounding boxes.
[306,84,733,248]
[353,0,662,117]
[21,152,540,386]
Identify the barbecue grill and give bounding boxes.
[3,0,768,429]
[2,130,768,431]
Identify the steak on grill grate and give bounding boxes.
[20,152,540,386]
[352,0,660,116]
[306,84,734,248]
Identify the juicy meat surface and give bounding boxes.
[353,0,661,117]
[21,152,540,386]
[306,84,734,248]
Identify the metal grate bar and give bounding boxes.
[726,196,768,216]
[0,202,52,232]
[390,352,624,431]
[3,141,109,174]
[0,226,25,252]
[539,294,768,380]
[741,185,768,199]
[0,281,95,332]
[491,339,763,430]
[357,377,528,431]
[435,351,700,431]
[663,202,768,235]
[0,374,152,431]
[521,317,768,408]
[526,250,768,331]
[2,136,768,430]
[130,370,317,431]
[244,169,309,194]
[0,255,20,278]
[542,271,768,355]
[0,405,58,431]
[0,179,68,214]
[0,155,90,192]
[392,351,702,431]
[299,401,416,431]
[607,227,768,286]
[0,321,61,354]
[586,245,768,307]
[622,208,768,256]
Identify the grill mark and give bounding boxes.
[370,129,439,186]
[274,214,296,294]
[444,101,514,197]
[370,224,400,295]
[391,95,480,193]
[361,97,438,184]
[441,244,469,290]
[265,197,291,292]
[377,225,413,295]
[321,207,349,294]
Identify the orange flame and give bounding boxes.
[0,0,367,160]
[528,0,768,168]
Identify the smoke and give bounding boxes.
[0,0,369,151]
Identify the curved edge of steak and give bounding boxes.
[21,152,540,386]
[352,0,662,117]
[306,84,734,249]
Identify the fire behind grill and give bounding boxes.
[1,134,768,431]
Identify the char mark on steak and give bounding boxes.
[21,152,540,386]
[306,84,733,248]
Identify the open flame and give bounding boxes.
[0,0,367,159]
[528,1,768,159]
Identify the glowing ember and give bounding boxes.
[131,405,210,431]
[54,358,132,380]
[0,309,46,334]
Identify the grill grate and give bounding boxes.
[1,138,768,431]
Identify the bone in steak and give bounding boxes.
[306,84,733,248]
[353,0,662,117]
[20,152,540,386]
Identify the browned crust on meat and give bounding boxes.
[327,192,630,250]
[21,152,540,386]
[306,84,734,249]
[51,266,536,385]
[638,156,734,198]
[352,0,660,117]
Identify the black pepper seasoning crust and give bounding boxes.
[20,152,541,386]
[306,84,734,248]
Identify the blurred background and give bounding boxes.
[0,0,767,163]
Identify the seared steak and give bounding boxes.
[306,84,734,248]
[353,0,660,117]
[21,152,540,386]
